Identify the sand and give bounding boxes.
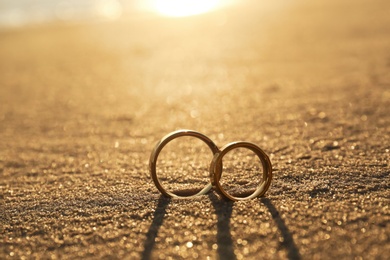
[0,0,389,259]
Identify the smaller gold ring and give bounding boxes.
[211,141,272,201]
[149,129,220,198]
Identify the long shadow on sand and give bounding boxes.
[141,196,171,260]
[260,198,301,260]
[141,196,300,260]
[208,192,236,260]
[141,194,236,260]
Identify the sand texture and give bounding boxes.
[1,0,389,259]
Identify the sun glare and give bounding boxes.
[150,0,222,17]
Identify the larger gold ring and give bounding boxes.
[211,141,272,201]
[149,129,220,198]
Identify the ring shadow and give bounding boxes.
[260,198,301,260]
[140,193,236,260]
[141,196,171,260]
[141,195,300,260]
[208,192,237,260]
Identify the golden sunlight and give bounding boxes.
[150,0,222,17]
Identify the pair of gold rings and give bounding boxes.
[149,130,272,201]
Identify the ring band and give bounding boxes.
[149,129,220,198]
[211,141,272,201]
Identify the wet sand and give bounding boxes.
[1,0,389,259]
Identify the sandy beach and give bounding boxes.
[1,0,389,259]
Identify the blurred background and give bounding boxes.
[0,0,238,27]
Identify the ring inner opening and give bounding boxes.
[219,147,264,198]
[157,136,212,196]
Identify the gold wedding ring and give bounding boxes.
[210,141,272,201]
[149,130,272,201]
[149,129,220,198]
